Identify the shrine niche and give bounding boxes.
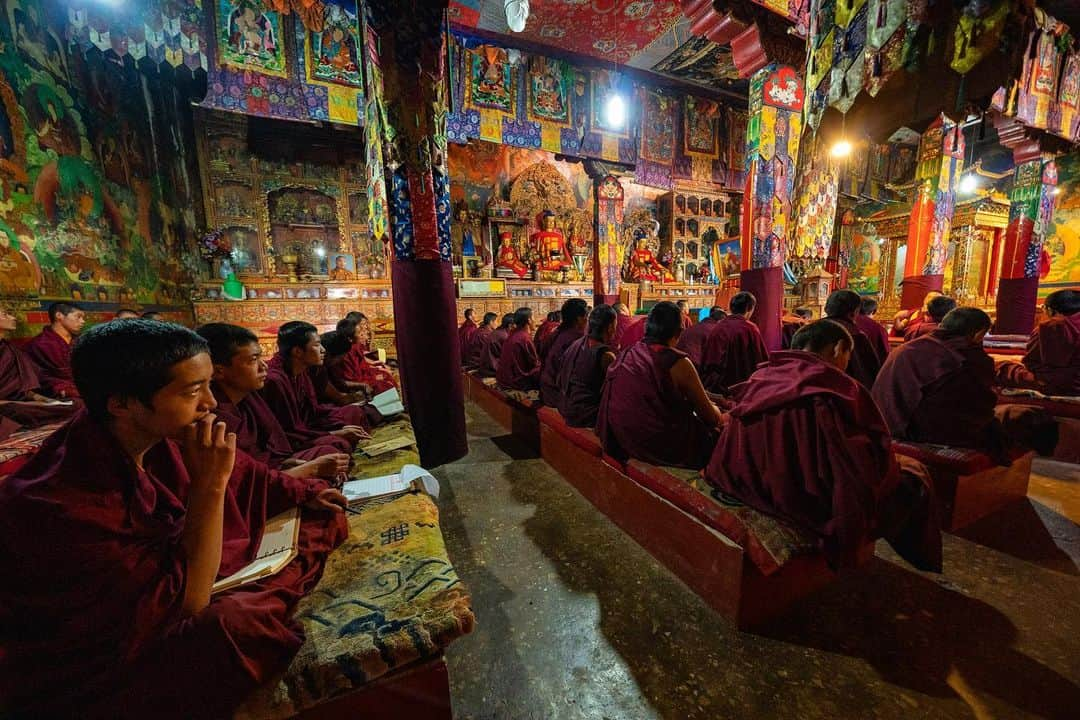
[265,185,345,278]
[507,161,593,280]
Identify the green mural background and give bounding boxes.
[1043,151,1080,297]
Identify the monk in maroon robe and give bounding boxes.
[999,289,1080,396]
[558,305,617,427]
[539,299,588,407]
[612,303,640,351]
[677,306,725,368]
[0,319,349,719]
[497,307,542,392]
[261,321,371,452]
[704,319,941,571]
[903,295,956,342]
[619,312,647,350]
[23,301,86,399]
[478,313,513,378]
[458,308,478,357]
[0,309,78,439]
[891,291,943,337]
[778,307,810,350]
[856,297,891,364]
[823,290,883,389]
[699,291,770,394]
[873,308,1056,457]
[534,311,561,357]
[676,300,694,330]
[332,317,397,397]
[464,312,497,370]
[597,302,725,469]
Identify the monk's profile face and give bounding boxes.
[293,332,325,368]
[214,341,267,393]
[58,309,86,335]
[119,352,216,438]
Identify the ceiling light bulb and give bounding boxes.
[505,0,529,33]
[959,174,978,194]
[605,94,626,129]
[830,139,852,158]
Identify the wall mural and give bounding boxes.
[0,2,199,329]
[1042,151,1080,296]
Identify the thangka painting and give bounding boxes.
[527,56,571,125]
[467,45,513,113]
[640,91,674,165]
[684,96,719,157]
[307,0,362,88]
[217,0,288,78]
[590,69,629,137]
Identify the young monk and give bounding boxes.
[0,319,348,718]
[780,307,812,349]
[539,298,589,407]
[873,308,1055,457]
[24,301,85,399]
[824,290,883,389]
[478,313,514,378]
[676,300,694,329]
[677,305,725,368]
[891,290,943,337]
[534,310,562,355]
[612,302,641,351]
[198,323,352,468]
[334,317,398,396]
[856,296,891,363]
[699,291,769,394]
[464,312,498,370]
[903,295,956,341]
[999,288,1080,396]
[458,307,477,357]
[261,321,371,451]
[315,330,362,403]
[704,319,941,571]
[597,301,725,469]
[557,304,617,428]
[496,307,541,392]
[0,307,79,439]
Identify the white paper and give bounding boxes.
[342,472,408,501]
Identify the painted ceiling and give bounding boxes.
[448,1,744,91]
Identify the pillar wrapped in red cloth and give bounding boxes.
[539,325,583,407]
[23,326,79,398]
[496,328,541,392]
[698,315,769,393]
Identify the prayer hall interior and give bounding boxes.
[3,0,1080,717]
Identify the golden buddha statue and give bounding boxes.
[529,211,573,272]
[627,235,672,283]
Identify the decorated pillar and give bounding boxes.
[742,64,804,350]
[900,115,964,309]
[995,141,1058,334]
[371,0,467,466]
[592,173,625,306]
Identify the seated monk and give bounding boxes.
[539,299,589,407]
[903,295,956,342]
[198,323,353,468]
[676,305,725,368]
[534,311,561,355]
[0,319,349,718]
[557,304,617,427]
[611,302,640,351]
[496,307,541,393]
[676,300,693,330]
[464,312,498,370]
[261,321,371,452]
[704,320,941,571]
[477,313,513,378]
[0,307,78,439]
[24,301,85,399]
[998,289,1080,396]
[597,301,725,469]
[780,306,812,349]
[333,316,398,397]
[313,330,366,406]
[824,290,883,389]
[458,308,478,358]
[856,297,891,363]
[699,291,770,394]
[873,308,1057,458]
[891,290,942,338]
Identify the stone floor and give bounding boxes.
[433,402,1080,720]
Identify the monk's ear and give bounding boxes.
[106,394,133,419]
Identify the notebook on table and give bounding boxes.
[212,507,300,594]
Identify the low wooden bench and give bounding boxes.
[892,441,1034,531]
[996,390,1080,464]
[462,372,540,450]
[534,406,872,629]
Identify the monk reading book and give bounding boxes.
[458,307,478,357]
[496,307,542,393]
[0,319,348,718]
[903,295,956,342]
[677,305,725,368]
[699,291,770,394]
[855,297,891,364]
[198,323,352,469]
[597,301,725,469]
[998,289,1080,396]
[703,319,942,571]
[557,304,617,428]
[824,290,883,389]
[539,298,589,407]
[478,313,514,378]
[0,307,78,439]
[465,312,498,370]
[24,301,85,399]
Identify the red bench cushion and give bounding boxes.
[891,441,995,475]
[537,407,602,457]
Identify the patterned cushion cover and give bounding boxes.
[0,424,63,479]
[537,407,602,457]
[891,441,993,475]
[352,418,421,478]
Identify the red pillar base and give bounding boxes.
[899,274,945,310]
[994,276,1040,335]
[740,266,783,351]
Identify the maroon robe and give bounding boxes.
[496,328,541,392]
[699,315,770,393]
[704,351,940,570]
[1022,312,1080,396]
[596,342,718,469]
[458,318,478,357]
[539,325,583,406]
[477,327,509,378]
[675,318,717,369]
[0,339,77,439]
[334,343,397,395]
[0,410,346,718]
[261,354,368,450]
[681,312,693,330]
[855,313,891,364]
[780,316,806,350]
[612,313,640,351]
[464,326,494,370]
[557,336,610,428]
[827,316,882,389]
[534,320,560,357]
[904,320,939,342]
[212,382,349,466]
[24,326,79,398]
[617,315,647,351]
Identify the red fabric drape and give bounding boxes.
[994,276,1040,335]
[899,274,944,310]
[739,266,784,351]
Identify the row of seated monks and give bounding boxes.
[460,288,1079,573]
[0,307,401,717]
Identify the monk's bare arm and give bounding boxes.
[670,357,724,427]
[179,415,236,615]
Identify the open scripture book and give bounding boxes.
[342,464,439,507]
[212,508,300,594]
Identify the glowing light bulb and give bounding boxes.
[830,139,852,158]
[315,247,326,258]
[1052,187,1062,196]
[959,174,978,194]
[605,94,626,130]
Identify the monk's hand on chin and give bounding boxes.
[306,488,348,513]
[181,414,236,496]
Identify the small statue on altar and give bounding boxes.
[626,230,673,283]
[530,211,573,272]
[495,230,529,278]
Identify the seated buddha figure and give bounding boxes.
[495,230,529,278]
[627,236,671,284]
[530,211,573,272]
